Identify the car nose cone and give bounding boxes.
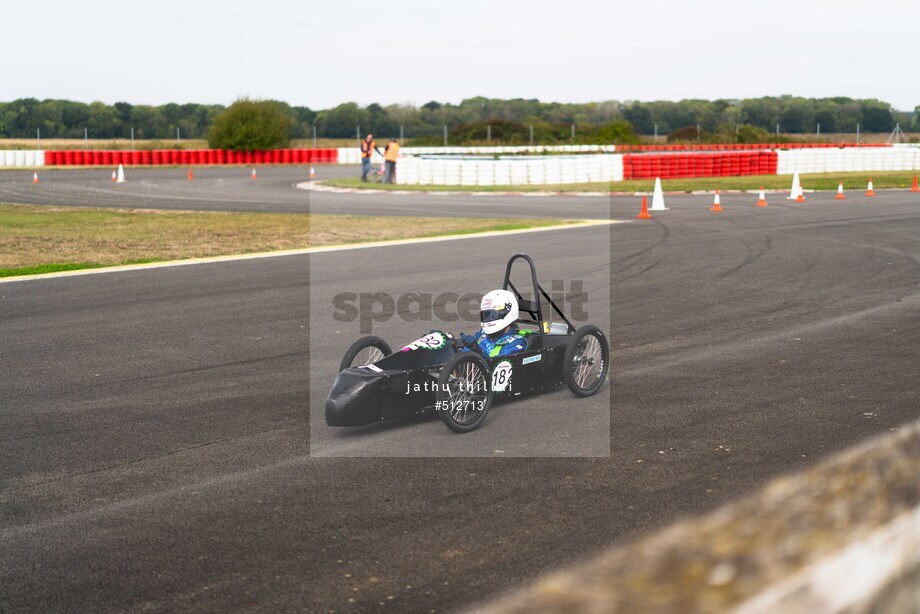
[325,368,383,426]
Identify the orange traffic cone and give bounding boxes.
[310,166,316,179]
[911,175,918,192]
[32,172,39,184]
[865,178,875,197]
[835,182,846,200]
[111,170,117,182]
[710,190,724,212]
[756,186,768,207]
[187,168,194,181]
[251,168,257,180]
[637,195,652,219]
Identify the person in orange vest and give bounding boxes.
[384,138,400,184]
[360,134,382,182]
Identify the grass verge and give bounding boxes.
[0,204,568,277]
[325,171,920,193]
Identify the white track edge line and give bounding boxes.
[1,220,626,284]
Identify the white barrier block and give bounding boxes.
[493,161,511,185]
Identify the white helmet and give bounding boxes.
[480,289,518,335]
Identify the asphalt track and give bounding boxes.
[2,165,914,220]
[2,168,920,612]
[2,165,628,219]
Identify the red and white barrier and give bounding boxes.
[40,148,339,166]
[20,143,920,186]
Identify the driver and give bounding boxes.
[461,289,532,357]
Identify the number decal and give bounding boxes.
[491,360,513,392]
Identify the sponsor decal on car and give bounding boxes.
[522,354,542,365]
[361,364,383,372]
[401,332,446,352]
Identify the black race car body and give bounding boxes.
[325,328,570,426]
[325,253,609,432]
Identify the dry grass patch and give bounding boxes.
[0,204,566,276]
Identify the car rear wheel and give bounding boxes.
[339,336,391,372]
[436,352,493,433]
[564,325,609,397]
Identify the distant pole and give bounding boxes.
[654,124,658,141]
[312,125,317,148]
[443,125,447,146]
[856,123,860,144]
[487,124,491,141]
[817,123,820,137]
[131,127,135,151]
[529,125,534,145]
[177,127,181,146]
[356,125,360,146]
[37,127,40,148]
[696,124,701,142]
[776,123,780,136]
[84,127,88,149]
[571,123,575,140]
[400,125,404,144]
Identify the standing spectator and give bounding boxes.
[360,134,382,182]
[384,138,400,184]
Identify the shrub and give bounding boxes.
[208,98,291,151]
[594,121,639,144]
[451,119,529,143]
[668,125,708,143]
[735,124,773,144]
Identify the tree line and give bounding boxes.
[0,96,914,144]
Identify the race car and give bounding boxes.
[325,253,609,433]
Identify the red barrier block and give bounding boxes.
[621,155,634,179]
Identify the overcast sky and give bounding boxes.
[3,0,917,110]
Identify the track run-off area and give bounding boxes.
[2,166,919,611]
